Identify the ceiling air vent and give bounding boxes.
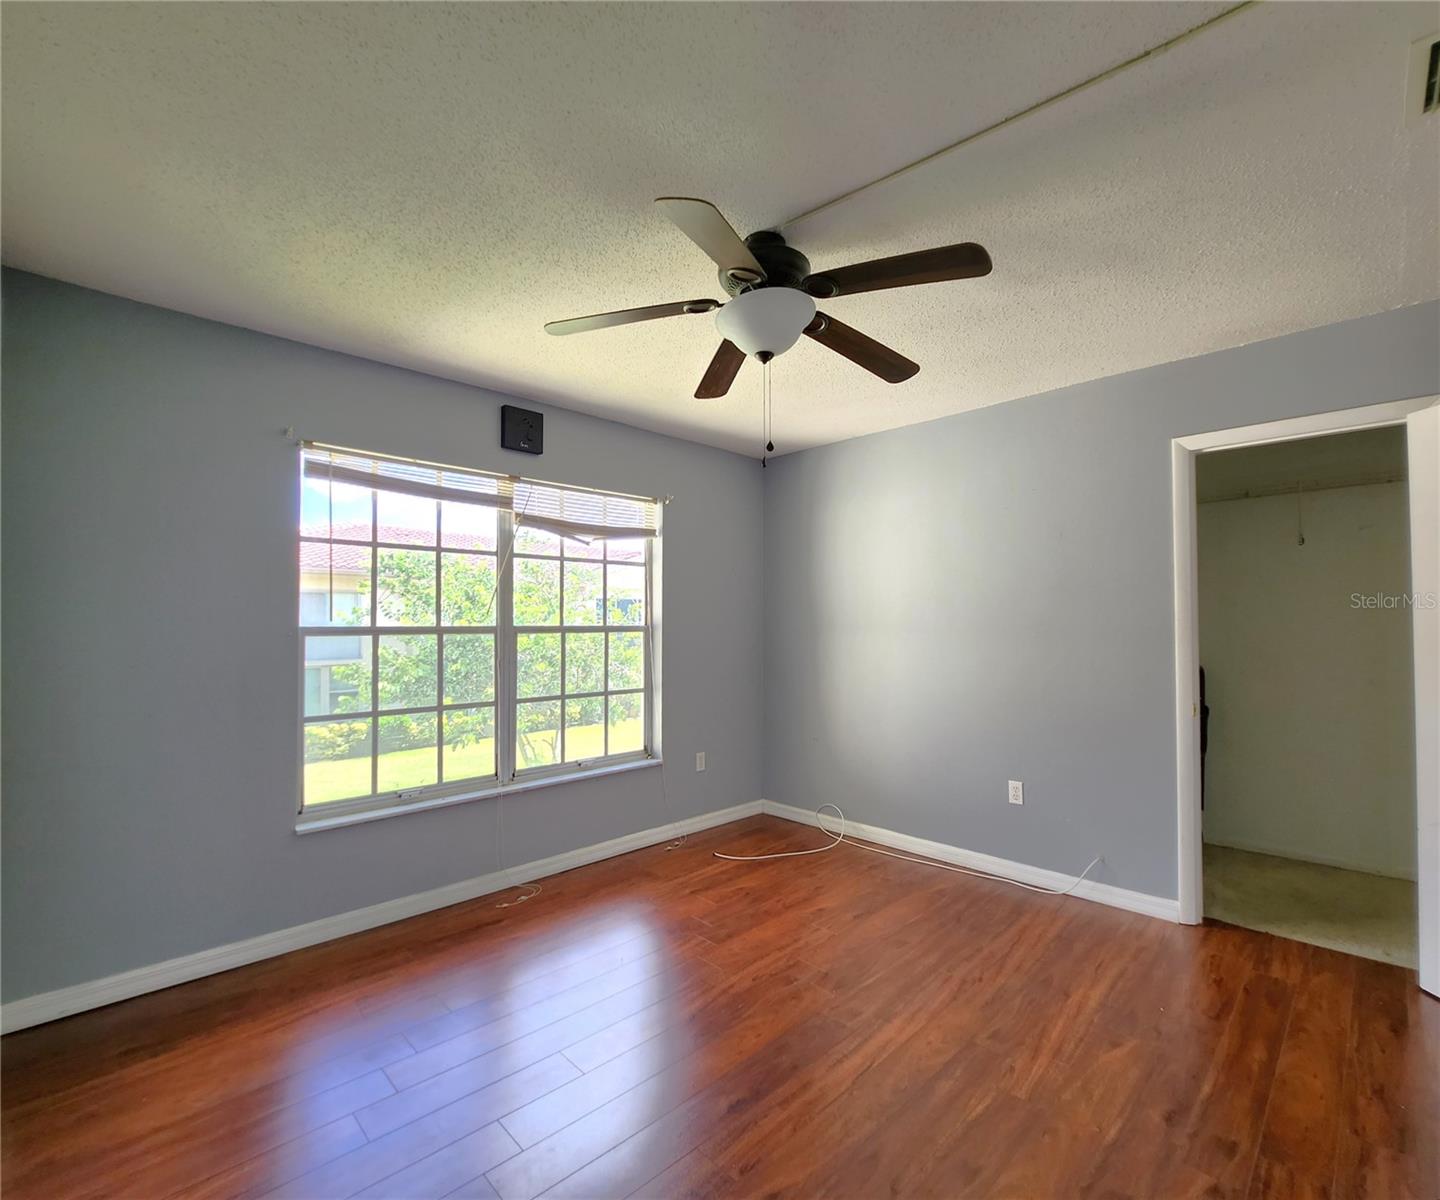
[1406,34,1440,123]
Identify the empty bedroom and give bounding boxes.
[2,3,1437,1199]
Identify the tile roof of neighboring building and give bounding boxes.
[299,522,494,575]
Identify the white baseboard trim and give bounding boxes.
[0,800,764,1035]
[760,800,1180,923]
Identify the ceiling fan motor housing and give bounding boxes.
[721,230,813,295]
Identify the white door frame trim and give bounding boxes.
[1171,396,1439,994]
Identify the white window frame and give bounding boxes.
[296,448,659,825]
[504,517,655,786]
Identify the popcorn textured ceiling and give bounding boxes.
[2,2,1436,456]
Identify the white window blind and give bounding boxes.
[302,445,513,509]
[513,481,660,541]
[302,443,661,537]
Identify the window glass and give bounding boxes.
[444,707,495,780]
[607,693,644,755]
[299,544,371,627]
[441,553,497,625]
[441,501,497,551]
[377,492,436,547]
[300,450,652,809]
[516,701,561,769]
[606,564,645,626]
[304,719,373,805]
[376,549,436,626]
[515,558,560,625]
[377,713,438,792]
[303,636,372,715]
[443,634,495,704]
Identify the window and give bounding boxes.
[298,445,658,815]
[510,524,649,771]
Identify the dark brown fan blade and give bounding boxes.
[694,340,745,399]
[656,198,767,284]
[803,243,991,298]
[545,298,719,336]
[803,313,918,383]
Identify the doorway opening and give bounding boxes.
[1196,426,1415,965]
[1172,397,1439,996]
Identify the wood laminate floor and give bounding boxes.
[2,815,1436,1200]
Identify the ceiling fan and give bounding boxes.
[544,197,992,400]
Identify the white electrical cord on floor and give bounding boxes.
[715,803,1102,898]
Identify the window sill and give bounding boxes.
[295,756,663,835]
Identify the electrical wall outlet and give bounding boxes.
[696,752,706,772]
[1008,780,1024,806]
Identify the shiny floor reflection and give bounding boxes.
[2,816,1436,1200]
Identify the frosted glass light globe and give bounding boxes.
[714,288,817,358]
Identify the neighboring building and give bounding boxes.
[300,539,367,713]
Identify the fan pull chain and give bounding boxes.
[761,359,774,467]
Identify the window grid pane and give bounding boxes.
[304,718,373,805]
[303,635,372,715]
[378,712,438,792]
[564,697,604,762]
[565,632,604,695]
[298,485,499,808]
[516,700,561,769]
[301,455,650,809]
[511,535,648,769]
[441,552,498,626]
[444,705,496,781]
[607,691,644,755]
[443,633,496,705]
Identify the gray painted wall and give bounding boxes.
[1,270,764,1002]
[4,269,1436,1004]
[1198,482,1415,878]
[763,301,1439,901]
